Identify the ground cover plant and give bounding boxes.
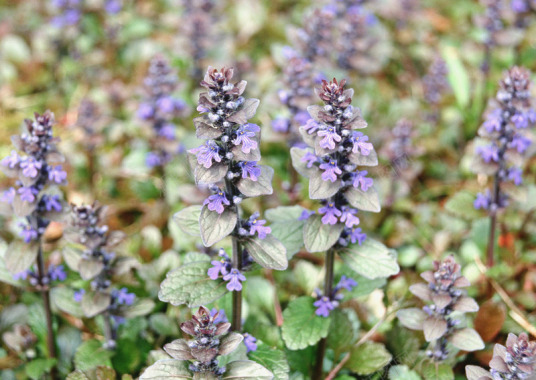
[1,0,536,379]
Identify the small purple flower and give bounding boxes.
[159,124,176,140]
[203,189,230,214]
[223,269,246,292]
[483,109,502,133]
[350,132,373,155]
[348,227,367,245]
[318,203,342,225]
[314,296,335,317]
[474,190,492,210]
[294,111,311,126]
[19,223,38,243]
[111,315,126,325]
[249,216,271,240]
[278,90,290,104]
[340,207,360,228]
[211,308,228,324]
[48,264,67,282]
[13,269,30,281]
[1,150,20,168]
[298,209,315,220]
[146,152,161,168]
[233,124,260,154]
[336,275,357,292]
[48,165,67,184]
[272,117,290,133]
[208,260,229,280]
[317,126,342,150]
[114,287,136,306]
[319,159,342,182]
[243,333,257,353]
[511,0,529,12]
[477,144,499,163]
[18,186,38,203]
[189,140,222,169]
[238,161,261,181]
[301,151,318,168]
[1,187,16,204]
[511,112,530,129]
[105,0,122,14]
[303,119,321,134]
[43,195,62,212]
[138,103,154,120]
[507,167,523,185]
[197,105,210,113]
[74,289,85,303]
[510,135,531,154]
[20,158,43,178]
[352,170,373,191]
[156,96,175,114]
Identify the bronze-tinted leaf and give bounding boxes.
[164,339,194,360]
[218,332,243,356]
[199,206,238,247]
[236,166,273,197]
[474,300,505,342]
[309,171,340,199]
[409,283,432,302]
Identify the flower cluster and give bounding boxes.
[473,67,535,212]
[76,98,103,149]
[1,111,66,244]
[272,49,314,145]
[138,55,189,168]
[313,275,357,317]
[295,8,335,64]
[478,0,505,72]
[14,264,67,287]
[207,248,252,292]
[292,78,379,247]
[50,0,82,28]
[381,118,419,173]
[423,57,449,106]
[467,333,536,380]
[398,256,481,362]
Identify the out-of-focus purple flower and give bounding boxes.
[477,144,499,163]
[303,119,321,134]
[18,187,38,203]
[511,0,529,12]
[13,269,30,281]
[319,159,342,182]
[301,151,318,168]
[208,259,229,280]
[159,124,176,140]
[483,109,503,133]
[243,333,257,353]
[19,223,38,243]
[43,195,62,212]
[48,264,67,282]
[1,187,16,204]
[336,275,357,292]
[314,296,336,317]
[248,215,271,240]
[340,207,360,228]
[223,269,246,291]
[20,158,42,178]
[272,117,290,133]
[348,227,367,245]
[294,111,311,126]
[2,150,20,168]
[48,165,67,184]
[203,189,230,214]
[74,289,85,302]
[137,103,154,120]
[352,170,373,191]
[298,209,315,220]
[189,140,222,169]
[474,190,492,210]
[317,126,341,149]
[156,96,176,114]
[318,202,342,225]
[238,161,261,181]
[114,287,136,306]
[146,152,161,168]
[111,315,126,325]
[105,0,122,14]
[510,135,531,153]
[233,124,259,154]
[508,167,523,185]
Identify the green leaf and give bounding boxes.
[282,297,331,350]
[344,186,381,213]
[119,299,155,318]
[249,343,290,380]
[326,310,357,354]
[450,328,484,351]
[442,44,470,108]
[140,360,193,379]
[95,366,117,380]
[444,191,481,220]
[66,371,89,380]
[303,214,344,253]
[81,292,111,318]
[200,206,238,247]
[159,261,228,307]
[294,261,321,295]
[222,360,273,379]
[5,241,38,274]
[345,342,392,375]
[242,235,288,270]
[309,172,341,199]
[423,317,447,342]
[338,239,399,279]
[173,206,202,236]
[341,271,386,298]
[388,365,422,380]
[74,339,113,371]
[194,162,228,185]
[149,313,180,336]
[265,206,306,258]
[290,147,314,178]
[420,361,454,380]
[465,365,491,380]
[237,165,274,197]
[25,358,57,380]
[397,308,426,330]
[51,287,84,318]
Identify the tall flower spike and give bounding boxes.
[477,0,505,74]
[140,306,272,379]
[397,256,483,362]
[423,57,450,107]
[466,333,536,380]
[294,8,335,64]
[138,55,189,169]
[472,67,536,266]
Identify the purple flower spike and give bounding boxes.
[20,158,42,178]
[314,296,336,317]
[223,269,246,291]
[238,161,261,181]
[243,333,258,353]
[203,189,230,214]
[317,126,342,150]
[208,260,229,280]
[318,203,342,225]
[233,124,259,154]
[319,159,342,182]
[189,140,222,169]
[48,165,67,184]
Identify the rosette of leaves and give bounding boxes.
[61,203,153,348]
[140,306,273,379]
[466,332,536,380]
[471,66,536,267]
[162,67,287,330]
[397,256,484,363]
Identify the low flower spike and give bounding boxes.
[140,307,272,379]
[313,275,357,317]
[473,67,535,212]
[138,55,189,168]
[466,333,536,380]
[423,57,449,106]
[397,256,483,362]
[291,78,380,250]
